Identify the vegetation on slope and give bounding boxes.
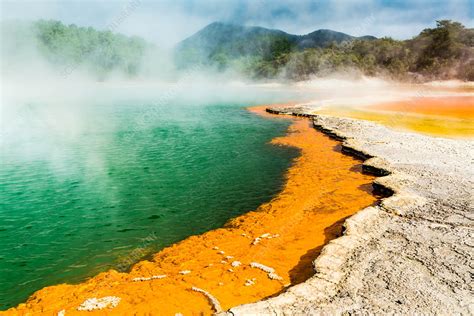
[174,22,375,74]
[2,19,472,82]
[175,20,474,81]
[35,20,148,77]
[2,20,151,79]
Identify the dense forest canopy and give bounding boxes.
[2,19,152,79]
[34,20,148,77]
[2,19,473,82]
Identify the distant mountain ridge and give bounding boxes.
[174,22,376,67]
[297,29,377,48]
[5,19,471,82]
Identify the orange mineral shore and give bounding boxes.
[317,96,474,137]
[5,106,378,315]
[368,96,474,119]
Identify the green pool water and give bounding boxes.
[0,87,299,309]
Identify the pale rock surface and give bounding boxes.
[224,107,473,315]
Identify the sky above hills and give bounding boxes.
[1,0,473,47]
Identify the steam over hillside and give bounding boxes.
[174,22,376,69]
[1,19,473,82]
[1,20,174,81]
[175,20,474,81]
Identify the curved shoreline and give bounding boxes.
[227,105,472,314]
[4,106,379,315]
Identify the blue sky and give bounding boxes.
[1,0,473,47]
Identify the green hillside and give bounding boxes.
[36,20,148,77]
[3,19,472,82]
[174,22,376,71]
[174,22,297,69]
[2,19,151,79]
[175,20,473,81]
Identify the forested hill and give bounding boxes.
[174,22,375,69]
[2,20,153,79]
[174,22,297,67]
[3,19,473,82]
[175,20,474,81]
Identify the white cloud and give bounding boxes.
[1,0,472,45]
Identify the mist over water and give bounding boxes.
[0,23,298,310]
[0,22,309,306]
[0,36,431,311]
[0,80,306,309]
[2,3,470,310]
